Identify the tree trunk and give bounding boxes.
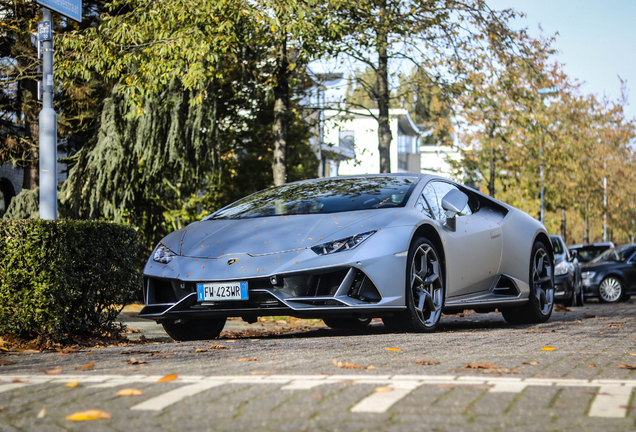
[376,3,392,173]
[272,37,289,186]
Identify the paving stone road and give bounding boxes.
[1,299,636,431]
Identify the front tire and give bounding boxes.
[502,241,554,324]
[383,238,444,333]
[573,277,585,307]
[599,277,623,303]
[161,317,227,341]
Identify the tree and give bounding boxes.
[334,0,523,173]
[0,0,110,193]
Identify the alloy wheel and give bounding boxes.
[410,243,443,328]
[599,277,622,302]
[531,247,554,316]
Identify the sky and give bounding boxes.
[487,0,636,121]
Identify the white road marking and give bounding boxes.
[588,385,633,418]
[0,383,31,393]
[131,380,227,411]
[1,374,635,417]
[350,381,422,413]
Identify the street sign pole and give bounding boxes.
[39,8,57,220]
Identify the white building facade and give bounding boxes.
[320,109,425,176]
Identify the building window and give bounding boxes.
[339,131,355,151]
[0,178,16,218]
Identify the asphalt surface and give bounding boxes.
[1,299,636,431]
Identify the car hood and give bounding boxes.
[581,261,624,272]
[159,209,404,258]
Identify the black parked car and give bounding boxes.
[581,244,636,303]
[569,242,614,264]
[550,235,583,306]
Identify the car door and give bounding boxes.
[624,249,636,291]
[421,180,503,298]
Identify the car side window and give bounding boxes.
[423,181,472,220]
[414,194,433,218]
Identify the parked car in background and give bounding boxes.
[569,242,615,264]
[550,235,583,306]
[581,244,636,303]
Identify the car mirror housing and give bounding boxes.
[442,189,469,232]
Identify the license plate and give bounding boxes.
[196,282,248,301]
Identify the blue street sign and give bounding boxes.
[36,0,82,23]
[38,21,51,41]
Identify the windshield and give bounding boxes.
[572,246,610,263]
[550,237,564,255]
[591,245,636,264]
[209,176,419,220]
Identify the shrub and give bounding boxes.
[0,219,142,341]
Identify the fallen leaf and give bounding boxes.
[12,378,27,383]
[44,367,63,375]
[541,347,556,351]
[65,409,111,421]
[64,382,79,388]
[628,353,636,356]
[583,313,597,319]
[120,350,156,355]
[0,406,5,412]
[126,357,147,365]
[463,363,500,370]
[311,394,323,399]
[618,364,636,370]
[0,359,15,366]
[554,305,570,312]
[37,407,46,418]
[619,405,636,410]
[238,358,260,362]
[116,388,143,396]
[150,353,174,358]
[386,347,402,352]
[157,374,178,382]
[589,364,596,368]
[209,344,234,350]
[332,359,375,370]
[416,360,440,366]
[56,353,70,356]
[461,363,519,374]
[374,386,393,393]
[75,362,95,371]
[194,349,206,353]
[522,361,538,365]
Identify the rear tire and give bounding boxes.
[323,317,372,330]
[502,241,554,324]
[573,278,585,307]
[162,317,227,341]
[383,238,444,333]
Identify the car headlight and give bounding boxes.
[311,230,377,255]
[582,271,596,280]
[153,244,177,263]
[554,261,572,276]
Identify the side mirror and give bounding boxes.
[442,189,469,232]
[570,250,578,261]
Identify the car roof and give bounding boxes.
[569,242,615,248]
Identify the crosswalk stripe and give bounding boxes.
[350,381,422,413]
[2,374,636,417]
[131,380,227,411]
[588,386,633,418]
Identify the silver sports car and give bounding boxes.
[139,174,554,340]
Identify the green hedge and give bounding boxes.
[0,219,142,341]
